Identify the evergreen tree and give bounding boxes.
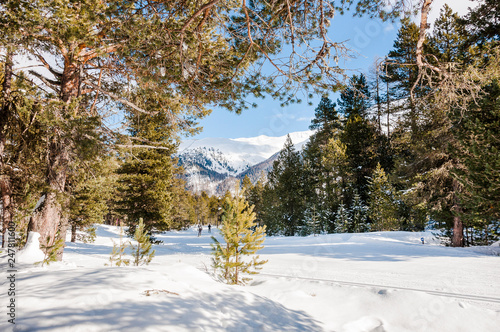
[350,192,370,233]
[117,93,181,237]
[302,97,343,234]
[460,0,500,46]
[246,174,266,227]
[451,0,500,225]
[265,135,305,236]
[211,190,267,285]
[108,223,131,267]
[334,203,351,233]
[341,115,380,202]
[0,0,419,257]
[430,4,468,63]
[368,163,399,231]
[384,17,425,134]
[68,156,117,242]
[321,136,350,232]
[305,205,322,236]
[130,218,156,266]
[337,74,371,119]
[309,96,342,144]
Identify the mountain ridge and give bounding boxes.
[177,130,314,195]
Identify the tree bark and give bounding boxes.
[451,213,464,247]
[451,180,464,247]
[1,48,14,247]
[71,224,77,242]
[0,177,11,248]
[28,54,79,259]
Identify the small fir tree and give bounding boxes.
[108,223,131,267]
[351,193,370,233]
[130,218,156,266]
[37,235,65,267]
[306,205,322,236]
[334,203,351,233]
[368,163,399,231]
[211,190,267,285]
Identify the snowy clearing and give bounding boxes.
[2,225,499,332]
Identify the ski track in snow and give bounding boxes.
[257,273,500,304]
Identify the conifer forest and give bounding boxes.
[0,0,499,261]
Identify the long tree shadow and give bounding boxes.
[17,268,323,332]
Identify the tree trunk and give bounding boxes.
[29,139,71,257]
[71,224,77,242]
[451,180,464,247]
[451,214,464,247]
[28,56,80,259]
[1,177,11,248]
[0,48,14,248]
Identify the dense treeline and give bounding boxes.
[0,0,498,259]
[244,3,500,246]
[3,0,381,257]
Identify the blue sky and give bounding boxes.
[188,0,474,140]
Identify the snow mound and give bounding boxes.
[342,316,385,332]
[16,232,45,264]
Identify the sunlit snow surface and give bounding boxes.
[2,225,499,332]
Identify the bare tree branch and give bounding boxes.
[82,80,156,115]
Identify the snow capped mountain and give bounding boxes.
[177,130,314,195]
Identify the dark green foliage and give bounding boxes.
[341,115,380,202]
[334,203,351,233]
[453,77,500,223]
[337,74,371,119]
[264,135,305,236]
[461,0,500,45]
[350,193,370,233]
[116,94,181,237]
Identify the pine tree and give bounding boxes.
[68,156,117,242]
[430,4,468,63]
[108,223,131,267]
[337,74,371,119]
[265,135,305,236]
[340,115,380,202]
[130,218,156,266]
[246,174,266,228]
[309,96,342,144]
[116,97,181,237]
[305,205,322,236]
[334,203,351,233]
[368,163,399,231]
[302,97,343,234]
[211,190,267,285]
[351,193,370,233]
[0,0,417,257]
[384,17,425,135]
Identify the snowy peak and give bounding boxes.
[178,130,314,194]
[179,130,314,172]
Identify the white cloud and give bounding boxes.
[297,117,313,122]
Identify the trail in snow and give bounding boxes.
[258,272,500,304]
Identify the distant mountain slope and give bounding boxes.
[177,130,314,195]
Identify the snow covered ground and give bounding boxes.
[2,225,499,332]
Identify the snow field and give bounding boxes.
[1,225,499,331]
